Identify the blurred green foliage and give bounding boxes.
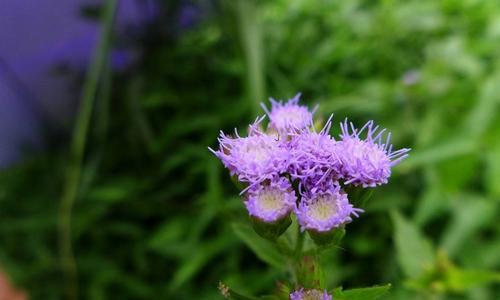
[1,0,500,299]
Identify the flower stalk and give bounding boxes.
[58,1,117,299]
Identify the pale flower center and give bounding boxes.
[302,290,324,300]
[258,188,284,212]
[308,196,337,221]
[242,140,273,163]
[273,107,309,129]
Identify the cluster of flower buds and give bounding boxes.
[210,94,409,243]
[290,288,332,300]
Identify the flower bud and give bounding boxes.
[244,177,296,240]
[261,93,314,135]
[295,184,361,246]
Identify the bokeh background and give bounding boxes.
[1,0,499,299]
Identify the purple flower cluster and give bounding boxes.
[290,288,332,300]
[210,94,409,232]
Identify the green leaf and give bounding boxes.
[446,269,500,292]
[486,140,500,198]
[147,218,186,255]
[437,154,478,192]
[399,137,477,171]
[440,195,496,256]
[463,73,500,136]
[332,284,391,300]
[391,211,435,278]
[413,168,449,225]
[169,236,236,290]
[232,223,286,269]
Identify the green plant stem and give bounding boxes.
[58,1,117,299]
[275,237,293,257]
[236,0,265,116]
[294,225,304,259]
[291,226,306,286]
[96,59,112,143]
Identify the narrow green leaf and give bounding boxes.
[333,284,391,300]
[232,223,286,269]
[447,269,500,292]
[399,137,476,171]
[391,211,435,278]
[486,140,500,198]
[169,236,236,290]
[463,73,500,136]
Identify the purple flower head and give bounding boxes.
[290,288,332,300]
[261,93,316,134]
[337,119,410,187]
[288,116,340,187]
[296,184,362,232]
[245,176,296,222]
[209,116,289,183]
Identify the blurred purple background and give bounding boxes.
[0,0,157,168]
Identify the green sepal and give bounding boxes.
[250,215,292,241]
[307,227,345,247]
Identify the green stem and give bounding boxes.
[58,1,117,299]
[291,226,305,285]
[96,58,112,143]
[275,238,290,256]
[236,0,265,116]
[294,225,305,259]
